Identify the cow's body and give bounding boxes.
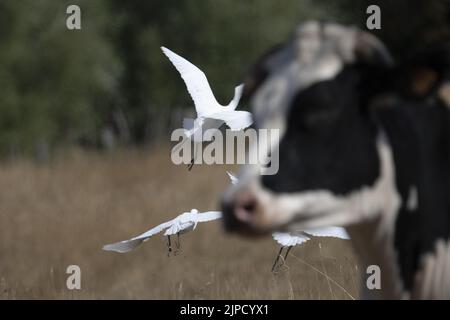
[349,98,450,298]
[222,21,450,299]
[376,96,450,298]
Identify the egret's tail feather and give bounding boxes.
[102,239,143,253]
[229,84,244,110]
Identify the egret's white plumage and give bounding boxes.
[103,209,222,253]
[227,171,239,186]
[303,226,350,240]
[272,232,310,247]
[161,46,253,142]
[272,228,349,247]
[226,171,350,271]
[226,171,350,240]
[271,228,349,272]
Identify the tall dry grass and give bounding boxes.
[0,145,360,299]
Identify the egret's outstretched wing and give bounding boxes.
[207,110,253,131]
[161,47,218,116]
[227,171,239,185]
[102,238,144,253]
[304,227,350,239]
[272,232,310,247]
[197,211,222,223]
[103,219,174,253]
[228,84,244,110]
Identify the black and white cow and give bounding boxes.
[221,21,450,299]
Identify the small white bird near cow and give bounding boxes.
[161,46,253,169]
[226,171,350,272]
[271,231,310,272]
[103,209,222,255]
[271,228,350,272]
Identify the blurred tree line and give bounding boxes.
[0,0,449,159]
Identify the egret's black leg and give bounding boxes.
[173,232,182,256]
[167,235,172,257]
[271,247,284,273]
[188,142,199,171]
[176,232,181,249]
[283,246,292,263]
[187,158,194,171]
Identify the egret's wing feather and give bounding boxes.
[134,220,174,239]
[196,211,223,222]
[226,171,239,185]
[272,232,310,247]
[161,47,218,116]
[207,110,253,131]
[102,238,144,253]
[229,84,244,110]
[102,219,173,253]
[304,227,350,239]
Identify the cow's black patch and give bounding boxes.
[262,66,380,196]
[260,56,450,292]
[249,31,450,294]
[379,99,450,290]
[378,46,450,291]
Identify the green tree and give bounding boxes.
[0,0,121,156]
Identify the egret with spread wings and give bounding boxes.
[103,209,222,255]
[271,228,350,273]
[161,47,253,169]
[226,172,350,272]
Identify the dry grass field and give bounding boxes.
[0,145,361,299]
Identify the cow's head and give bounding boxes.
[222,21,399,236]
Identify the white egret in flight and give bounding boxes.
[226,172,350,272]
[271,227,350,272]
[161,47,253,170]
[103,209,222,255]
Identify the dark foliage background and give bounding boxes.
[0,0,449,158]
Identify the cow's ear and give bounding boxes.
[242,43,284,102]
[390,46,450,99]
[354,31,394,68]
[353,31,396,103]
[353,32,395,107]
[242,65,268,103]
[396,65,441,98]
[409,66,440,96]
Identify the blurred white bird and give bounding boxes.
[103,209,222,255]
[271,231,310,272]
[226,172,350,272]
[226,171,239,185]
[271,228,350,272]
[161,47,253,169]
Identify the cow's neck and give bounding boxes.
[347,218,406,299]
[346,132,407,299]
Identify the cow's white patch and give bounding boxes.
[249,132,401,233]
[412,238,450,299]
[234,130,407,298]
